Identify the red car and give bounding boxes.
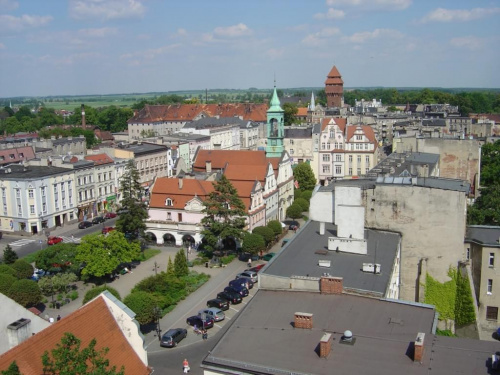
[102,227,116,234]
[248,264,265,273]
[47,236,63,245]
[104,212,117,219]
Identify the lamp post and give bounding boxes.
[153,261,159,276]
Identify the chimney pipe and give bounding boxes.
[294,312,313,329]
[81,104,86,129]
[178,177,183,189]
[414,332,425,362]
[319,333,332,358]
[319,222,325,235]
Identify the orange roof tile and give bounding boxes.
[346,125,378,148]
[128,103,268,124]
[321,117,347,132]
[296,108,308,116]
[149,178,214,209]
[325,65,344,85]
[224,165,267,183]
[267,157,280,171]
[193,150,268,171]
[0,297,150,375]
[84,153,114,165]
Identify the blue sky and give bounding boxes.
[1,0,499,97]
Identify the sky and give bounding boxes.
[0,0,499,97]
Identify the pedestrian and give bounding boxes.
[56,315,61,321]
[247,258,252,268]
[202,329,208,341]
[49,317,54,323]
[183,358,190,373]
[293,225,297,233]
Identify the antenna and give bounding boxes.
[274,72,276,88]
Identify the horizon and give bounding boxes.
[1,0,499,97]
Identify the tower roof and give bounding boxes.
[268,87,283,112]
[309,92,316,110]
[325,65,344,85]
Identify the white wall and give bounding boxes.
[309,190,334,223]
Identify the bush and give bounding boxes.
[294,189,302,199]
[267,220,282,236]
[0,264,17,277]
[221,254,235,265]
[82,285,121,305]
[10,259,34,279]
[252,226,275,245]
[0,273,17,295]
[68,290,79,300]
[242,232,265,254]
[3,245,18,264]
[301,190,312,201]
[294,198,310,212]
[123,291,158,325]
[8,279,42,307]
[286,203,303,220]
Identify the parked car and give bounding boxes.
[92,216,105,224]
[102,226,115,235]
[186,315,214,329]
[230,277,254,290]
[217,291,242,305]
[238,252,260,262]
[248,264,265,273]
[236,270,258,283]
[160,328,187,348]
[289,221,300,230]
[78,221,93,229]
[47,236,63,245]
[206,298,229,311]
[104,212,117,219]
[262,252,276,262]
[198,308,225,322]
[225,285,249,297]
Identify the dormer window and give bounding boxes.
[166,198,173,206]
[223,202,230,209]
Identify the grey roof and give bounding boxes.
[466,225,500,247]
[51,137,85,145]
[367,152,439,178]
[204,290,498,375]
[264,221,400,295]
[422,119,446,127]
[0,164,72,179]
[183,116,247,130]
[117,142,168,155]
[162,133,210,142]
[285,127,312,138]
[71,160,94,169]
[312,123,321,134]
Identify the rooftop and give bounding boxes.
[0,164,72,179]
[466,225,500,247]
[264,221,400,295]
[183,116,251,130]
[367,152,440,178]
[117,142,168,155]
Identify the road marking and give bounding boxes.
[224,316,231,320]
[214,323,223,328]
[230,306,239,312]
[60,236,81,243]
[9,239,35,247]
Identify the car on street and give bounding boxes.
[217,291,242,305]
[238,252,260,262]
[236,270,258,283]
[206,298,229,311]
[102,226,115,234]
[104,212,117,219]
[186,315,214,329]
[225,285,249,297]
[230,278,254,290]
[198,308,225,322]
[47,236,63,245]
[160,328,187,348]
[247,264,265,273]
[78,221,93,229]
[262,252,276,262]
[92,216,105,224]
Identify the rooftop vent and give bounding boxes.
[340,330,355,345]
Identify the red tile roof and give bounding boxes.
[321,117,347,132]
[296,108,308,116]
[0,297,150,375]
[128,103,268,124]
[193,149,268,171]
[224,164,267,183]
[149,178,214,209]
[346,125,378,147]
[84,153,114,165]
[0,146,35,166]
[325,65,343,85]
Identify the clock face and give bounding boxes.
[337,135,341,139]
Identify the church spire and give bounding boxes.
[269,86,283,112]
[309,92,316,110]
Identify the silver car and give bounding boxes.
[236,270,258,283]
[198,308,225,322]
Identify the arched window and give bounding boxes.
[166,198,173,206]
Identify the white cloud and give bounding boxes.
[266,48,284,60]
[326,0,411,11]
[342,28,403,43]
[0,14,53,35]
[78,27,117,38]
[421,7,500,23]
[213,23,253,38]
[302,27,340,46]
[120,44,181,62]
[38,52,100,66]
[450,36,485,51]
[0,0,19,12]
[69,0,145,21]
[314,8,345,19]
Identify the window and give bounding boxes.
[322,165,330,173]
[19,153,24,158]
[322,154,330,162]
[365,167,369,174]
[349,155,353,163]
[178,213,183,222]
[357,168,361,175]
[486,306,498,321]
[330,130,334,138]
[15,189,20,198]
[348,168,352,175]
[366,156,370,164]
[9,154,14,159]
[28,189,34,198]
[30,205,35,214]
[357,156,361,164]
[335,166,341,174]
[42,203,46,213]
[167,212,172,220]
[41,187,46,197]
[487,279,493,294]
[321,143,326,150]
[356,135,362,140]
[166,198,173,206]
[489,253,495,267]
[466,248,470,260]
[335,154,342,162]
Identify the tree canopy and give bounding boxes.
[293,163,317,191]
[201,175,247,251]
[2,245,18,264]
[286,204,303,220]
[241,232,266,255]
[35,243,78,273]
[283,102,299,126]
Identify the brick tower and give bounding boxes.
[325,65,343,108]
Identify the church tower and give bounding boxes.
[325,65,344,108]
[266,84,285,157]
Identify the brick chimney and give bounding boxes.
[319,333,332,358]
[178,177,183,190]
[81,104,86,129]
[320,276,343,294]
[7,318,32,349]
[206,160,212,173]
[414,332,425,362]
[294,312,313,329]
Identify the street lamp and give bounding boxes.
[153,261,159,276]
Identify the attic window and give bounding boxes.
[166,198,173,206]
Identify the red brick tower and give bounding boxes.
[325,65,344,108]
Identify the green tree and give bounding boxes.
[115,160,148,240]
[8,279,42,307]
[1,361,21,375]
[479,140,500,186]
[300,190,313,202]
[283,102,298,126]
[0,273,17,295]
[467,184,500,225]
[294,197,310,212]
[35,243,78,274]
[286,203,303,220]
[252,226,274,245]
[267,220,283,236]
[76,232,140,279]
[455,271,476,326]
[293,163,316,191]
[201,175,247,251]
[294,189,302,199]
[123,291,157,325]
[10,259,34,279]
[0,264,17,277]
[2,245,18,264]
[82,285,121,305]
[38,273,77,296]
[41,333,124,375]
[166,256,175,278]
[241,232,265,255]
[174,249,189,277]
